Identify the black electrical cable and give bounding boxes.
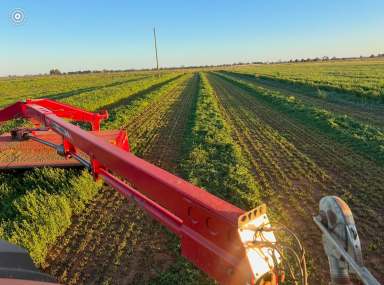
[253,239,299,284]
[258,233,299,284]
[259,224,308,285]
[251,225,309,285]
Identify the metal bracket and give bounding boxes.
[238,204,280,283]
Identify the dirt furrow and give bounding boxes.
[42,74,199,284]
[230,73,384,128]
[214,74,384,217]
[208,73,384,283]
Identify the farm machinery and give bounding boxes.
[0,99,380,285]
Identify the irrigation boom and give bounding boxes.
[0,99,380,285]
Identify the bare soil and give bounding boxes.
[208,73,384,284]
[42,74,199,285]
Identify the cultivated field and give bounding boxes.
[0,59,383,284]
[232,58,384,99]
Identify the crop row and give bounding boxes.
[0,73,184,268]
[103,74,190,153]
[216,72,384,166]
[61,73,182,112]
[0,168,103,264]
[0,73,182,135]
[181,73,260,208]
[209,72,384,282]
[214,72,384,218]
[207,73,332,282]
[207,72,328,211]
[42,73,199,284]
[223,71,384,128]
[150,73,261,284]
[0,72,152,108]
[232,59,384,100]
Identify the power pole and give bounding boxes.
[153,27,159,76]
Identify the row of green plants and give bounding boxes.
[255,74,384,102]
[0,118,30,134]
[216,72,384,165]
[39,74,196,284]
[0,73,185,266]
[62,73,182,112]
[0,73,182,133]
[221,70,377,105]
[103,74,190,152]
[233,59,384,100]
[212,71,384,281]
[182,73,261,208]
[210,72,384,210]
[222,71,384,129]
[0,72,151,108]
[0,168,103,265]
[151,72,261,284]
[206,72,329,201]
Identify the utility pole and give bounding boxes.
[153,27,159,76]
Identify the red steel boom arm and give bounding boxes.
[0,99,276,284]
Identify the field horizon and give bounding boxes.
[0,57,383,284]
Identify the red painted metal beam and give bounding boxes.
[24,99,108,130]
[0,100,255,284]
[0,99,108,131]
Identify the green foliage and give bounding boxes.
[104,75,185,129]
[67,170,104,214]
[62,73,181,112]
[152,73,261,285]
[182,73,260,209]
[0,169,74,220]
[22,168,77,195]
[9,190,72,264]
[0,70,184,268]
[0,72,151,108]
[104,74,188,153]
[217,72,384,165]
[148,256,212,285]
[0,169,102,265]
[0,118,31,135]
[232,59,384,100]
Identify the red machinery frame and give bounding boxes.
[0,99,273,285]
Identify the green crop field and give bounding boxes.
[231,58,384,100]
[0,59,383,284]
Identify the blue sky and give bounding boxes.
[1,0,383,75]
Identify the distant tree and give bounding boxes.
[49,69,61,75]
[369,54,375,58]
